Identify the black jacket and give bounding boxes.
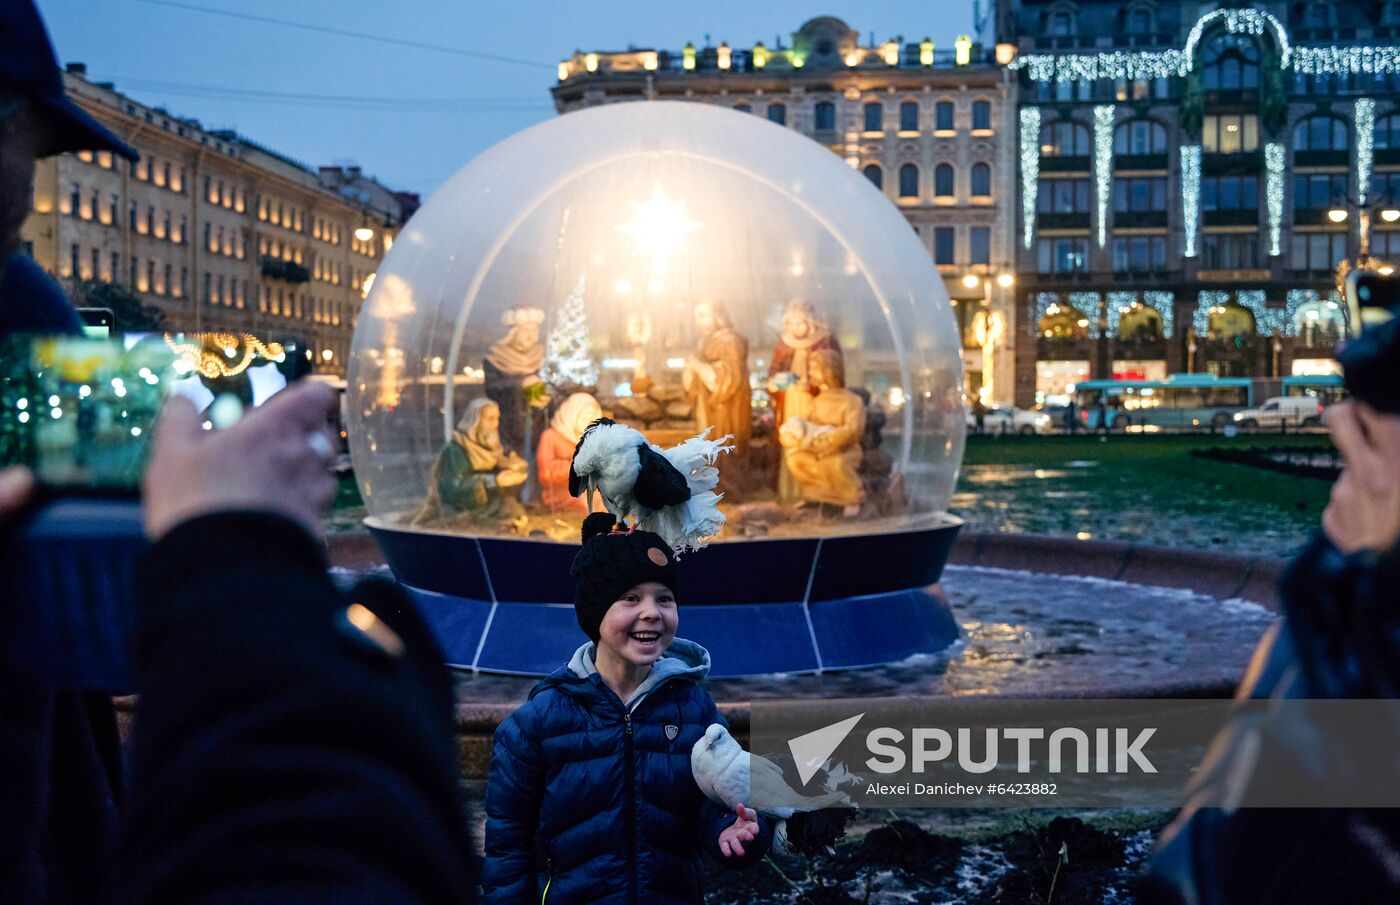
[122,512,475,903]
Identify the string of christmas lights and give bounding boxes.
[1069,292,1104,339]
[1105,291,1175,339]
[1265,143,1285,256]
[1181,146,1201,258]
[1020,107,1041,250]
[1094,105,1116,248]
[1009,8,1400,83]
[1357,98,1376,206]
[1286,289,1348,335]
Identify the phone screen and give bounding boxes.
[0,335,176,493]
[1345,270,1399,333]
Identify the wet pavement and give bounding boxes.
[427,565,1276,707]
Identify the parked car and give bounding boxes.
[1232,396,1326,430]
[966,404,1056,435]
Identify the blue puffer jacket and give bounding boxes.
[483,638,771,904]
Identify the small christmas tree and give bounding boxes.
[542,274,598,388]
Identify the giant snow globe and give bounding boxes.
[349,102,965,675]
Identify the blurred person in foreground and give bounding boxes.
[0,1,140,900]
[1143,314,1400,902]
[0,2,474,901]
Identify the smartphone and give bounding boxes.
[78,307,115,339]
[0,334,177,495]
[1344,270,1399,334]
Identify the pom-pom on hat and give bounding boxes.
[570,512,679,641]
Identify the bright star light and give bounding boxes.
[617,184,702,274]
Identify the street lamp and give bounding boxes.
[1327,208,1349,223]
[996,272,1015,288]
[961,274,980,288]
[1383,209,1400,223]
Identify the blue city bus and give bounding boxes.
[1282,374,1347,406]
[1074,374,1263,431]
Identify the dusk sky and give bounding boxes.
[43,0,979,198]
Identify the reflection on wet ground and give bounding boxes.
[429,565,1276,707]
[951,455,1323,558]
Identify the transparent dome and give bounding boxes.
[348,101,964,542]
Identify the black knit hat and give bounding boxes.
[570,513,679,641]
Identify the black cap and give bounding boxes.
[0,0,138,161]
[570,513,679,642]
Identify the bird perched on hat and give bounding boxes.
[569,419,732,555]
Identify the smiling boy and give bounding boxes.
[483,512,771,904]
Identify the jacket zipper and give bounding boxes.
[624,710,637,905]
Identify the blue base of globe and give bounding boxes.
[367,518,962,678]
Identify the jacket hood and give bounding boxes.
[532,637,711,710]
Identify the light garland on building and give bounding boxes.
[1265,143,1285,256]
[1293,46,1400,75]
[1193,290,1290,338]
[1032,291,1060,337]
[1020,107,1041,250]
[1069,292,1103,339]
[1093,105,1115,248]
[1181,146,1201,258]
[1286,289,1348,335]
[1146,291,1175,338]
[1008,9,1400,84]
[1357,98,1376,206]
[1106,291,1175,339]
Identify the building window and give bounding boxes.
[203,175,213,203]
[130,258,138,289]
[1049,10,1075,36]
[145,260,155,293]
[1111,236,1167,272]
[1371,172,1400,205]
[1036,237,1089,273]
[1303,1,1335,29]
[934,164,955,198]
[898,163,920,198]
[733,103,751,114]
[179,266,188,298]
[862,165,883,190]
[1201,176,1258,211]
[1201,233,1260,269]
[1293,116,1349,152]
[814,102,835,130]
[767,103,786,125]
[1039,121,1091,156]
[1036,178,1091,213]
[899,101,919,132]
[970,227,990,265]
[1112,120,1167,155]
[89,248,98,281]
[204,222,213,252]
[935,101,955,131]
[163,263,172,295]
[972,100,991,131]
[108,193,119,225]
[934,227,955,265]
[971,163,991,198]
[1112,176,1168,212]
[863,102,883,132]
[203,271,211,303]
[1202,114,1259,153]
[1289,232,1347,272]
[111,252,120,283]
[129,201,137,230]
[1127,8,1153,34]
[1202,35,1260,91]
[1293,174,1348,211]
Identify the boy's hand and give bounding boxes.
[718,803,759,858]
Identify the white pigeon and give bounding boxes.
[691,723,854,853]
[569,418,732,555]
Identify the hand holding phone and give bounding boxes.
[143,380,340,541]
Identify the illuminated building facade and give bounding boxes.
[22,65,414,375]
[998,1,1400,406]
[554,17,1021,404]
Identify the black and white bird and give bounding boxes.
[691,723,858,855]
[569,418,732,555]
